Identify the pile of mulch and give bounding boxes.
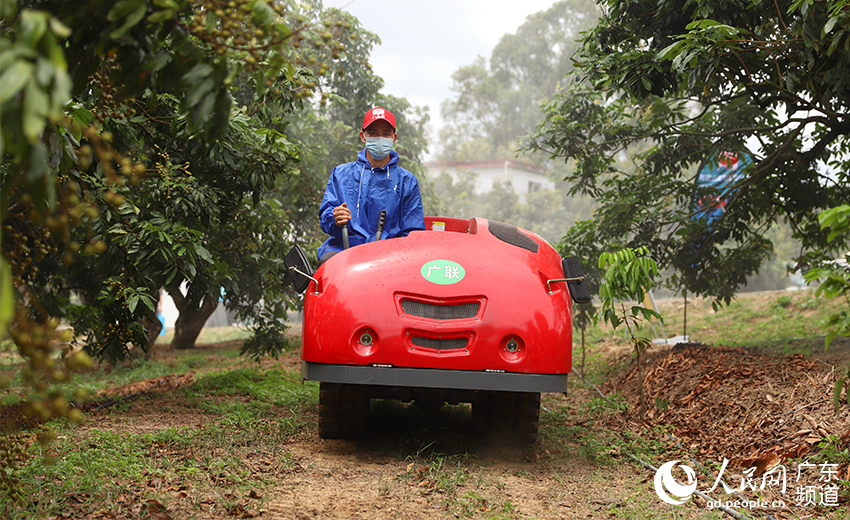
[599,344,850,517]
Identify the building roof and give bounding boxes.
[424,160,550,175]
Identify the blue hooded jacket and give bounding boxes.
[318,148,425,259]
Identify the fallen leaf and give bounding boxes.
[140,500,173,520]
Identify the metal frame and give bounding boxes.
[302,361,568,393]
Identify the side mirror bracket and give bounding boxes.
[562,257,592,304]
[285,245,317,294]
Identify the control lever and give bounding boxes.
[341,223,350,249]
[374,210,386,241]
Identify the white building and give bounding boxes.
[424,160,554,203]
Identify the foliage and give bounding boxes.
[426,169,594,245]
[802,205,850,349]
[439,0,599,163]
[596,246,661,420]
[0,0,364,500]
[1,0,364,362]
[527,0,850,305]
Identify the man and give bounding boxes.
[317,107,425,263]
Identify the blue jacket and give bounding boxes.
[318,149,425,259]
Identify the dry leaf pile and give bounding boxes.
[600,344,850,517]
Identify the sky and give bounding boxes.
[322,0,561,159]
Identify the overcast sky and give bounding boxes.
[322,0,561,158]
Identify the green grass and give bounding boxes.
[0,345,310,519]
[577,290,846,355]
[401,450,523,519]
[6,423,295,519]
[185,367,318,432]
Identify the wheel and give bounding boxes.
[474,391,540,445]
[318,382,370,439]
[514,392,541,445]
[471,392,494,426]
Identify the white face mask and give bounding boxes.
[365,136,393,160]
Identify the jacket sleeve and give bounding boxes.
[319,168,343,237]
[399,175,425,236]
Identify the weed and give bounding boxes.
[812,436,850,465]
[579,394,630,417]
[799,296,821,310]
[771,294,793,310]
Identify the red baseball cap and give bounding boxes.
[362,107,396,130]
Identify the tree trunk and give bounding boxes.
[169,288,218,350]
[140,310,163,348]
[135,309,163,360]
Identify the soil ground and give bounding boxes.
[6,290,850,519]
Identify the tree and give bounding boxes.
[597,246,662,421]
[527,0,850,303]
[0,0,364,444]
[439,0,600,162]
[803,205,850,349]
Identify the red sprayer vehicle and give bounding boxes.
[285,216,590,443]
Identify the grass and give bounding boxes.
[0,343,309,519]
[402,450,523,519]
[11,423,296,519]
[2,290,848,519]
[576,289,847,358]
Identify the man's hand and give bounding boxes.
[334,203,351,226]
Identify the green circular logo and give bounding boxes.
[420,260,465,285]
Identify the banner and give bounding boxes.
[694,151,752,227]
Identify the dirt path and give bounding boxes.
[19,290,850,520]
[257,395,711,520]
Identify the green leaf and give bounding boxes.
[0,255,13,336]
[127,294,139,313]
[183,64,214,85]
[0,60,34,104]
[109,2,147,39]
[23,82,48,142]
[657,41,684,61]
[189,91,215,131]
[252,0,276,26]
[107,0,145,22]
[47,15,72,38]
[20,10,47,48]
[147,9,174,23]
[153,0,180,8]
[196,245,213,263]
[824,16,837,35]
[185,77,214,108]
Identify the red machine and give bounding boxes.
[286,216,590,443]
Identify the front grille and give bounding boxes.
[488,220,539,253]
[401,300,480,320]
[411,337,468,350]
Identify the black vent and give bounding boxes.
[488,221,538,253]
[411,337,468,350]
[401,300,480,320]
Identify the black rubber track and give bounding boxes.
[318,382,370,439]
[473,390,540,444]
